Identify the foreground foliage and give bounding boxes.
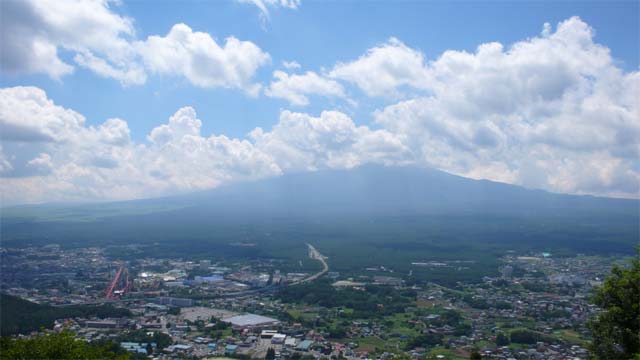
[588,252,640,359]
[0,331,129,360]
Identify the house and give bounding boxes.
[296,340,314,351]
[225,344,239,355]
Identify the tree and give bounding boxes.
[405,333,443,349]
[495,332,510,346]
[167,307,180,315]
[588,251,640,359]
[469,351,482,360]
[0,331,129,360]
[265,347,276,360]
[509,329,539,344]
[328,325,347,339]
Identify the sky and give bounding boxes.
[0,0,638,204]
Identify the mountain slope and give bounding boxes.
[1,165,637,256]
[3,164,637,220]
[185,164,636,218]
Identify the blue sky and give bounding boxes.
[0,0,638,203]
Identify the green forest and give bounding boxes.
[0,294,130,336]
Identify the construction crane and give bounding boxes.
[105,265,130,299]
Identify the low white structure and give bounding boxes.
[222,314,280,328]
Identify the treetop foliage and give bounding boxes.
[589,251,640,359]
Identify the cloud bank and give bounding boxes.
[0,87,406,204]
[0,16,638,203]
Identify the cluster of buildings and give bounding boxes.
[1,244,620,360]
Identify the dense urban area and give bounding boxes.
[0,241,626,360]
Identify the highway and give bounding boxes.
[293,243,329,284]
[223,242,329,295]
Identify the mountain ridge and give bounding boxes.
[2,164,637,222]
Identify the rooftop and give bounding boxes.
[222,314,280,327]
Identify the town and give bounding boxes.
[0,242,622,360]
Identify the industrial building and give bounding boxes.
[222,313,280,329]
[156,296,194,307]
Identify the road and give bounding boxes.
[293,243,329,284]
[224,242,329,295]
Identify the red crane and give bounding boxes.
[105,265,128,299]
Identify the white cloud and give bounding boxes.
[148,107,202,145]
[0,86,86,142]
[27,153,54,175]
[250,110,410,170]
[264,70,346,106]
[0,86,281,202]
[0,86,408,204]
[74,51,147,86]
[282,60,301,69]
[1,1,270,91]
[0,0,141,85]
[236,0,301,22]
[372,17,640,198]
[99,118,131,146]
[136,23,270,94]
[0,146,14,174]
[329,38,431,97]
[1,17,637,203]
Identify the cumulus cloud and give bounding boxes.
[1,16,638,203]
[0,0,141,85]
[329,37,431,97]
[0,86,86,142]
[0,1,270,92]
[372,17,639,197]
[264,70,346,106]
[0,87,279,202]
[250,110,410,170]
[0,86,408,204]
[136,24,270,94]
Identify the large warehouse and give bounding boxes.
[221,314,280,329]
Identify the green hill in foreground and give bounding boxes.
[0,331,130,360]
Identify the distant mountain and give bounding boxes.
[1,165,637,255]
[182,164,637,218]
[3,164,637,220]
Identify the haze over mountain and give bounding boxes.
[187,165,638,218]
[1,164,637,291]
[4,165,637,220]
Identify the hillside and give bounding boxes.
[1,165,637,267]
[0,294,130,336]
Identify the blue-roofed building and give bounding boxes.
[194,274,224,283]
[120,342,149,354]
[208,342,217,350]
[296,340,314,351]
[225,344,239,355]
